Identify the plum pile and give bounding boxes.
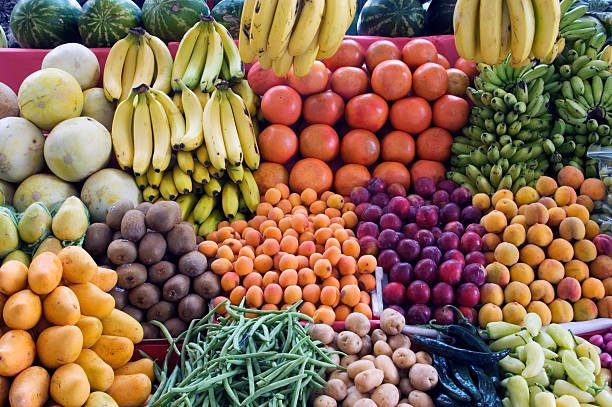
[352,177,487,325]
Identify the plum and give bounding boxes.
[406,304,431,325]
[387,182,406,197]
[380,213,402,231]
[383,282,406,305]
[431,227,442,239]
[459,306,478,326]
[350,187,371,206]
[450,187,472,206]
[378,229,400,250]
[466,223,486,237]
[397,238,420,262]
[432,306,455,325]
[416,205,438,229]
[388,304,406,316]
[440,203,461,223]
[415,229,435,247]
[438,232,460,252]
[460,231,483,253]
[465,251,486,266]
[443,221,465,237]
[357,222,380,239]
[407,194,425,208]
[367,177,386,195]
[432,190,450,208]
[402,223,419,239]
[359,236,379,256]
[361,204,383,223]
[431,282,455,306]
[438,260,463,285]
[381,206,390,215]
[371,193,390,208]
[421,246,442,265]
[406,280,431,304]
[461,205,482,225]
[390,262,413,285]
[414,258,437,283]
[414,177,436,198]
[388,196,411,219]
[442,249,465,266]
[437,179,457,194]
[355,203,370,218]
[456,283,480,307]
[378,249,400,272]
[594,234,612,256]
[462,263,486,286]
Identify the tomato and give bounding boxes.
[365,40,401,72]
[247,60,288,96]
[345,93,389,132]
[340,129,380,166]
[331,67,369,100]
[322,39,365,71]
[302,90,345,125]
[433,95,470,132]
[381,130,415,165]
[299,124,340,162]
[258,124,298,164]
[454,57,479,82]
[412,62,448,101]
[287,61,329,96]
[371,59,412,101]
[261,85,302,125]
[389,97,432,134]
[402,39,438,70]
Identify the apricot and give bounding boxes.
[519,244,545,268]
[504,281,531,306]
[558,166,584,189]
[576,195,594,212]
[538,197,557,209]
[482,233,502,251]
[591,255,612,279]
[538,259,565,284]
[485,251,496,264]
[580,178,606,201]
[582,277,605,300]
[526,224,554,247]
[557,277,581,302]
[492,189,513,206]
[503,224,526,246]
[510,263,535,285]
[485,262,510,287]
[566,204,590,223]
[526,301,552,326]
[547,207,566,227]
[574,239,597,262]
[536,176,558,197]
[481,210,508,233]
[515,187,540,206]
[496,198,518,219]
[502,302,527,325]
[549,299,574,323]
[480,283,504,306]
[585,220,600,240]
[478,304,503,329]
[554,186,577,206]
[547,239,574,262]
[524,203,549,225]
[472,193,491,211]
[494,242,519,266]
[510,215,528,230]
[518,205,527,215]
[598,296,612,318]
[604,278,612,295]
[564,260,589,282]
[559,217,587,241]
[529,280,555,304]
[573,298,598,321]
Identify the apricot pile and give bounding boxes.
[202,184,376,325]
[474,170,612,328]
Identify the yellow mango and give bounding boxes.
[69,283,114,319]
[75,349,114,391]
[1,251,30,267]
[32,237,62,259]
[17,202,51,244]
[0,260,28,296]
[90,335,134,369]
[2,289,41,330]
[90,267,118,292]
[76,316,103,348]
[58,246,97,283]
[43,286,80,325]
[49,363,90,407]
[36,325,83,369]
[84,391,119,407]
[114,358,154,382]
[27,252,62,295]
[105,374,151,407]
[9,366,50,407]
[101,309,143,343]
[0,208,18,258]
[52,196,88,241]
[0,330,35,376]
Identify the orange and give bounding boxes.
[412,62,448,101]
[258,124,298,164]
[302,91,345,126]
[340,129,380,166]
[365,40,401,72]
[390,97,432,134]
[410,160,446,185]
[299,124,340,162]
[334,163,371,196]
[287,61,329,96]
[253,162,289,193]
[261,85,302,125]
[402,39,438,69]
[373,162,411,189]
[437,54,450,69]
[416,127,453,162]
[433,95,470,132]
[381,130,416,165]
[454,57,479,81]
[289,158,333,194]
[345,93,389,133]
[322,39,365,71]
[331,67,369,100]
[371,59,412,101]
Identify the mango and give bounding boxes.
[17,202,51,244]
[0,208,19,257]
[52,196,89,242]
[2,250,30,267]
[32,237,62,258]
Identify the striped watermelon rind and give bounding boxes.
[424,0,456,35]
[78,0,142,48]
[142,0,209,42]
[210,0,242,39]
[357,0,426,38]
[10,0,82,49]
[0,26,6,47]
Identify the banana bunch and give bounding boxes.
[103,28,173,102]
[449,60,560,195]
[239,0,356,77]
[171,16,244,93]
[454,0,562,66]
[558,0,601,43]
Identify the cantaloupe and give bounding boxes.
[0,117,45,183]
[13,174,77,213]
[81,169,142,222]
[42,43,100,90]
[82,88,114,131]
[0,82,18,119]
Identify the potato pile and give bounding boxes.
[83,199,221,339]
[311,309,437,407]
[0,247,152,407]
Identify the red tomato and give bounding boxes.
[302,90,345,125]
[261,85,302,125]
[331,67,369,100]
[287,61,329,96]
[371,59,412,101]
[345,93,389,132]
[322,39,365,71]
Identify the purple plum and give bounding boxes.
[440,203,461,223]
[416,205,438,229]
[378,249,400,272]
[414,258,437,283]
[414,177,436,198]
[450,187,472,206]
[415,229,435,247]
[397,238,420,262]
[380,213,402,231]
[387,183,407,197]
[378,229,399,250]
[390,262,413,285]
[438,231,460,252]
[367,178,386,195]
[357,222,379,239]
[421,246,442,265]
[350,187,371,206]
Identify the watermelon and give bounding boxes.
[10,0,82,48]
[0,26,6,47]
[78,0,141,47]
[142,0,209,42]
[210,0,242,39]
[424,0,455,35]
[357,0,425,38]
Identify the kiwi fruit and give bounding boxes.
[116,263,147,289]
[95,255,114,269]
[145,201,181,233]
[142,322,160,339]
[112,231,123,241]
[83,223,113,256]
[178,294,207,322]
[148,261,176,285]
[163,274,190,302]
[107,239,138,265]
[121,209,147,242]
[128,283,161,309]
[123,305,145,322]
[146,301,176,323]
[164,317,187,337]
[178,251,207,277]
[106,200,135,230]
[135,202,153,215]
[167,223,197,256]
[109,287,129,309]
[138,232,167,265]
[193,272,221,299]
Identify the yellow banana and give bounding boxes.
[272,50,293,77]
[287,0,324,56]
[258,52,273,70]
[294,28,320,77]
[132,92,153,176]
[198,208,223,237]
[203,89,228,170]
[479,0,502,65]
[267,0,299,60]
[103,35,132,101]
[347,0,357,25]
[601,45,612,65]
[238,168,260,213]
[160,171,179,200]
[177,150,195,175]
[194,86,210,109]
[150,88,186,153]
[195,144,211,166]
[317,0,350,59]
[135,174,148,191]
[219,90,243,166]
[176,193,198,220]
[200,23,224,92]
[222,182,240,219]
[171,21,202,91]
[531,0,561,59]
[181,24,208,89]
[120,37,139,102]
[145,92,172,173]
[204,176,223,196]
[541,37,565,64]
[111,91,136,171]
[193,194,216,223]
[499,0,511,63]
[186,209,197,228]
[172,92,184,113]
[143,186,159,202]
[231,79,259,116]
[227,162,245,184]
[192,161,211,184]
[214,21,244,79]
[172,164,193,194]
[453,0,480,60]
[145,33,173,94]
[146,166,163,189]
[507,0,536,65]
[239,0,258,63]
[250,0,278,54]
[208,162,225,179]
[177,79,204,151]
[193,180,204,195]
[227,89,260,170]
[132,36,155,88]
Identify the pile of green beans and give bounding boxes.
[145,300,343,407]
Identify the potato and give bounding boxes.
[380,309,405,336]
[0,261,28,295]
[371,383,400,407]
[407,390,434,407]
[341,355,359,368]
[388,335,411,351]
[343,388,367,407]
[337,331,363,354]
[36,325,83,369]
[69,283,115,319]
[90,335,134,369]
[77,316,103,348]
[0,330,31,377]
[105,374,151,407]
[361,355,375,363]
[392,348,416,369]
[374,355,399,385]
[359,335,373,358]
[399,378,414,396]
[3,289,41,330]
[373,341,392,357]
[408,364,438,391]
[8,365,49,407]
[313,395,337,407]
[50,363,90,407]
[27,252,62,295]
[354,368,384,393]
[328,371,350,387]
[309,324,335,345]
[75,349,114,391]
[325,378,347,401]
[43,286,80,325]
[371,329,387,344]
[414,352,432,365]
[101,309,143,343]
[84,391,119,407]
[353,399,377,407]
[348,360,375,379]
[345,313,370,337]
[114,358,155,382]
[58,246,97,283]
[90,267,118,292]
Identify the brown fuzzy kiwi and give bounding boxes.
[129,283,161,309]
[193,272,222,299]
[145,201,181,233]
[146,301,177,323]
[178,251,207,277]
[148,261,177,285]
[121,209,147,242]
[166,223,197,256]
[178,294,207,322]
[112,231,123,241]
[135,202,153,215]
[142,322,160,339]
[83,223,113,256]
[138,232,167,265]
[106,200,135,230]
[164,317,187,337]
[107,239,138,265]
[116,263,148,289]
[123,305,145,322]
[109,287,129,309]
[162,274,190,302]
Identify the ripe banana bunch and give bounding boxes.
[239,0,356,78]
[103,28,173,102]
[453,0,560,66]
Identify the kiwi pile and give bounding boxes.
[83,200,222,338]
